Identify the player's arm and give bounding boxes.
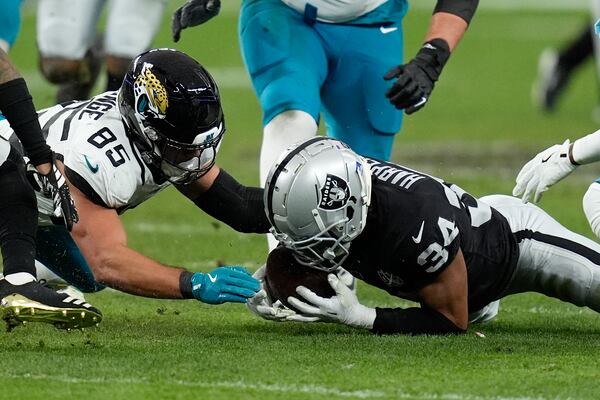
[385,0,478,114]
[371,249,468,334]
[176,165,271,234]
[0,49,78,230]
[68,179,259,303]
[288,250,468,335]
[514,130,600,203]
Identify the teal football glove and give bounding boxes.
[191,266,260,304]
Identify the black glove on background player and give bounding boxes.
[384,38,451,114]
[172,0,221,42]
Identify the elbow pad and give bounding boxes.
[434,0,479,24]
[371,306,466,335]
[193,169,271,234]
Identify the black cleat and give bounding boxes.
[0,280,102,331]
[532,49,572,112]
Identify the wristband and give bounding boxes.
[415,39,451,82]
[179,270,195,299]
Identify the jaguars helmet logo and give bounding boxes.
[133,62,169,119]
[319,174,350,211]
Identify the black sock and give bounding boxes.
[558,25,594,71]
[106,71,124,92]
[0,149,38,277]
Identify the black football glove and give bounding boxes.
[30,154,79,231]
[384,38,450,114]
[172,0,221,42]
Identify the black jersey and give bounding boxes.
[344,159,519,312]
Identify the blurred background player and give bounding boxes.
[36,0,167,103]
[172,0,479,249]
[0,43,102,329]
[533,2,600,114]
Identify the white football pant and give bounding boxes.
[480,195,600,316]
[37,0,167,59]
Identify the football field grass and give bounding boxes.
[2,2,600,399]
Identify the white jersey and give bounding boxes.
[281,0,388,23]
[0,91,170,219]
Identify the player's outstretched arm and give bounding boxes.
[68,182,259,303]
[385,0,478,114]
[177,165,271,234]
[172,0,221,42]
[288,250,468,335]
[514,129,600,204]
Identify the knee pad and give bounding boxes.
[583,182,600,240]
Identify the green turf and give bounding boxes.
[2,2,600,399]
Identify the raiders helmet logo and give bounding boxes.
[319,174,350,210]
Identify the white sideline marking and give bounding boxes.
[0,373,569,400]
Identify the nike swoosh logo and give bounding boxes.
[380,26,398,34]
[412,221,425,244]
[208,273,217,283]
[541,155,552,163]
[84,155,99,173]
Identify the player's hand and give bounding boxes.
[246,265,317,322]
[513,139,578,203]
[191,266,260,304]
[384,39,450,114]
[32,153,79,231]
[287,274,376,329]
[172,0,221,42]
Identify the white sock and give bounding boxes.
[34,260,68,286]
[4,272,36,285]
[261,110,318,251]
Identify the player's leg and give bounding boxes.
[240,0,326,249]
[104,0,167,91]
[0,140,102,329]
[319,22,403,160]
[37,0,104,102]
[240,0,326,187]
[533,24,594,112]
[0,0,22,53]
[483,194,600,312]
[35,225,105,293]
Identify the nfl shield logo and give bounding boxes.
[319,174,350,210]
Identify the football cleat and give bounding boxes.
[532,48,571,112]
[0,279,102,331]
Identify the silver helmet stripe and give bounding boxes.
[265,136,331,226]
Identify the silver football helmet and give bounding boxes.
[264,137,372,271]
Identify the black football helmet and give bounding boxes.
[118,48,224,184]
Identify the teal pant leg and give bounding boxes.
[0,0,22,49]
[318,22,404,161]
[36,225,104,293]
[239,0,327,125]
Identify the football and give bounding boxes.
[264,246,335,311]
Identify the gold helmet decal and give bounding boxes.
[133,62,169,119]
